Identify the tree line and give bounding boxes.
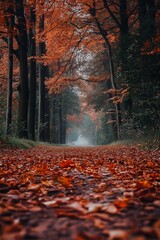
[0,0,160,144]
[0,0,80,143]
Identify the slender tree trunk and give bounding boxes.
[50,94,60,144]
[44,67,50,142]
[50,95,56,143]
[38,13,50,142]
[56,95,61,144]
[16,0,29,138]
[59,94,66,144]
[138,0,155,39]
[61,104,66,144]
[147,0,156,36]
[59,95,63,144]
[89,4,119,140]
[38,14,46,141]
[106,41,120,140]
[91,13,120,140]
[119,0,133,114]
[103,0,130,118]
[138,0,146,36]
[38,60,45,141]
[28,7,36,140]
[103,0,129,65]
[6,5,14,135]
[119,0,128,35]
[119,0,129,67]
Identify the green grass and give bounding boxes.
[110,136,160,150]
[0,136,67,149]
[0,136,37,149]
[109,139,137,146]
[140,136,160,150]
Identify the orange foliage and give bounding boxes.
[67,114,82,123]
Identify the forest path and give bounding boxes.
[0,145,160,240]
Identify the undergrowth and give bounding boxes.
[0,136,36,149]
[110,135,160,150]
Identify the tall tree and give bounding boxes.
[138,0,156,39]
[88,0,120,139]
[6,2,14,134]
[28,5,36,140]
[38,13,50,141]
[15,0,29,138]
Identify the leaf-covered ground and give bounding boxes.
[0,144,160,240]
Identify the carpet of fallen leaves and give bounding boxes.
[0,144,160,240]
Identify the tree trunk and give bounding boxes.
[28,7,36,140]
[38,13,50,142]
[56,95,61,144]
[106,41,120,140]
[59,96,63,144]
[138,0,155,39]
[59,94,66,144]
[91,14,120,140]
[44,67,50,142]
[119,0,133,114]
[61,102,66,144]
[6,4,14,135]
[50,94,62,144]
[38,14,46,141]
[50,95,57,143]
[16,0,29,138]
[147,0,156,36]
[103,0,130,116]
[119,0,129,67]
[119,0,129,35]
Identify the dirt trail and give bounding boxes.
[0,145,160,240]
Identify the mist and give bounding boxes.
[71,134,91,146]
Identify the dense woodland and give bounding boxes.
[0,0,160,145]
[0,2,160,239]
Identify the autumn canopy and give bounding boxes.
[0,0,160,144]
[0,1,160,239]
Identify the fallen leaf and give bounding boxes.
[136,180,152,189]
[27,183,41,190]
[41,180,54,187]
[102,204,118,214]
[59,159,74,168]
[104,229,129,239]
[97,182,107,192]
[29,206,42,212]
[146,161,155,168]
[94,219,106,229]
[114,197,129,208]
[87,203,102,213]
[123,191,134,197]
[68,202,87,214]
[57,176,72,187]
[154,219,160,239]
[43,197,70,206]
[153,200,160,207]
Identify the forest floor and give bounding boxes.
[0,144,160,240]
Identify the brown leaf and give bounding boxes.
[102,204,118,214]
[59,159,74,168]
[57,176,73,187]
[68,202,87,214]
[43,197,70,206]
[104,229,129,240]
[94,219,106,229]
[154,219,160,239]
[87,203,102,213]
[136,180,152,189]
